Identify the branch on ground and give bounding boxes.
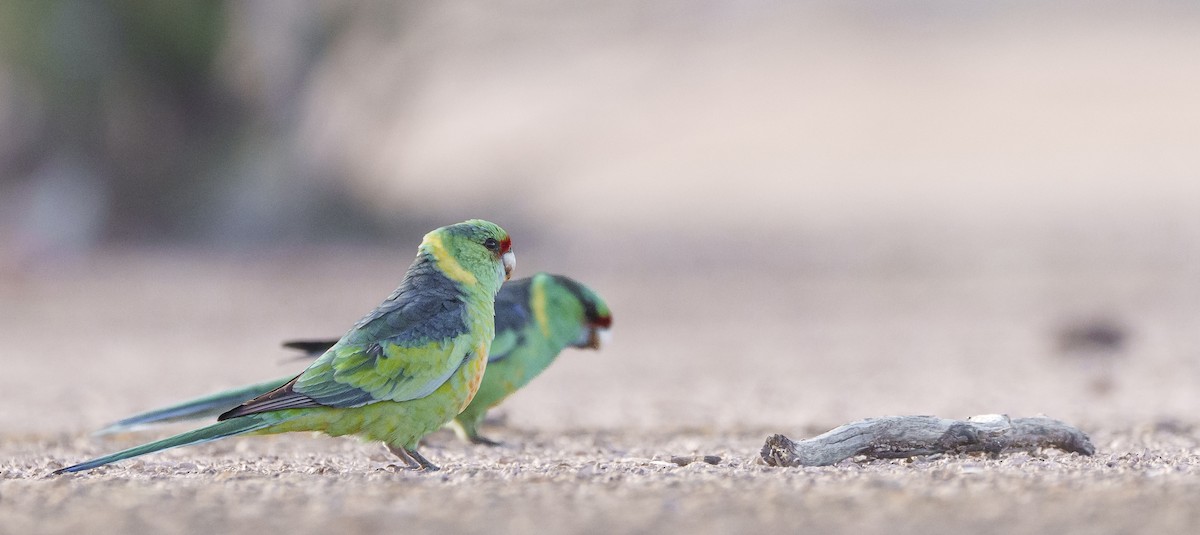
[760,414,1095,467]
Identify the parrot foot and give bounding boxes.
[468,435,503,447]
[385,443,441,472]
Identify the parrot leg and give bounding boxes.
[405,448,440,471]
[450,417,502,446]
[385,443,440,472]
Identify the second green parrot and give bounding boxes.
[96,273,613,445]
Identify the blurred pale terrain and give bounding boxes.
[2,2,1200,534]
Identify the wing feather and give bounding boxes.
[221,256,477,419]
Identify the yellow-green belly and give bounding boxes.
[257,351,488,450]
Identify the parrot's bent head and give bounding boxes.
[422,219,514,293]
[577,287,612,350]
[546,275,612,350]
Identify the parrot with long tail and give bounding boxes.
[55,219,515,473]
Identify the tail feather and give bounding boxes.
[56,415,281,474]
[94,378,292,435]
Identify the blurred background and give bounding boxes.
[1,0,1198,435]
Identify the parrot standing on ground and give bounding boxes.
[55,219,515,474]
[95,273,613,446]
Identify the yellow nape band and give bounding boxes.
[422,233,478,286]
[531,276,551,337]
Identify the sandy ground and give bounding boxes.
[2,242,1200,535]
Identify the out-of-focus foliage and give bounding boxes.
[2,1,1198,278]
[0,0,379,258]
[1,1,226,239]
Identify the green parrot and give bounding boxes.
[95,273,614,446]
[55,219,516,474]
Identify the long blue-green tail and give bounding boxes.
[94,377,292,435]
[57,415,282,474]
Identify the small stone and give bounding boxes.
[669,455,722,466]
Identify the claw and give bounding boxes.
[385,443,440,472]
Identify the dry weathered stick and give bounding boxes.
[761,414,1095,467]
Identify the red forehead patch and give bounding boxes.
[592,314,612,328]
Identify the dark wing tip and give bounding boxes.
[218,376,319,420]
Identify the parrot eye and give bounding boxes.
[482,238,500,252]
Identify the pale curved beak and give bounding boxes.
[501,251,516,281]
[575,326,610,350]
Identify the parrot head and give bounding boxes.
[544,275,612,350]
[423,219,515,294]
